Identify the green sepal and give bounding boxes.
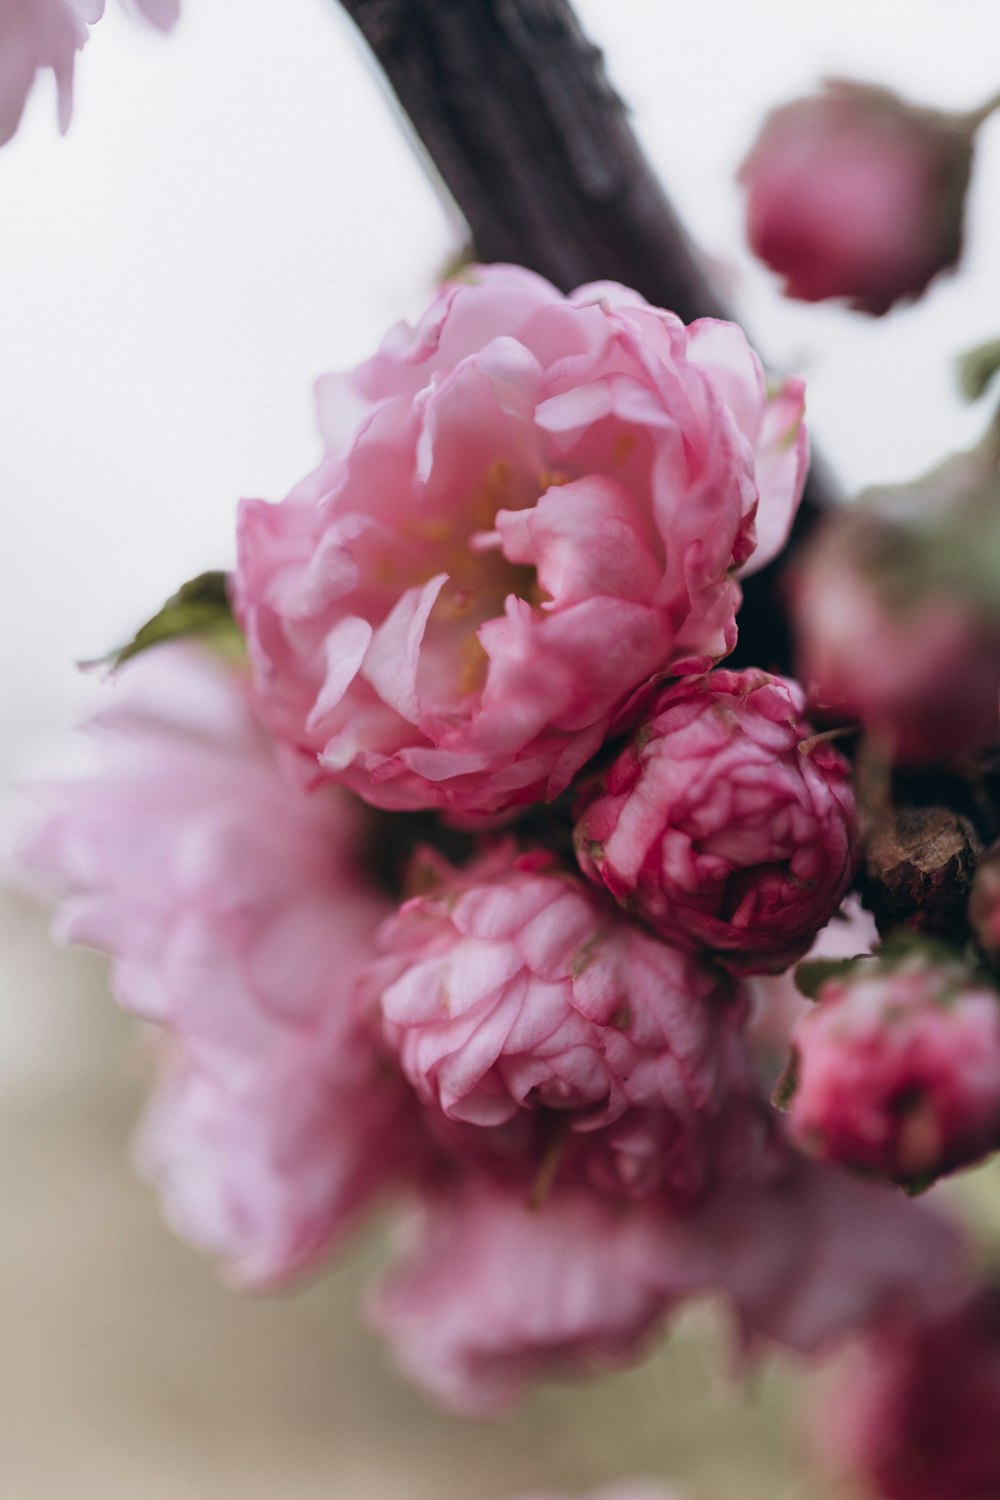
[958,337,1000,401]
[901,1171,937,1197]
[771,1047,800,1111]
[793,954,867,1000]
[87,571,243,672]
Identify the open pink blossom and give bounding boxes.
[784,946,1000,1186]
[0,0,178,148]
[574,670,857,975]
[234,264,807,819]
[822,1288,1000,1500]
[369,1178,681,1415]
[135,1044,409,1290]
[18,643,409,1285]
[740,81,973,314]
[362,843,750,1203]
[371,1125,966,1413]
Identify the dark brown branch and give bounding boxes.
[334,0,831,670]
[335,0,727,322]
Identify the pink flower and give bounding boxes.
[135,1045,406,1290]
[369,1178,680,1415]
[0,0,177,148]
[784,945,1000,1186]
[234,265,807,819]
[822,1288,1000,1500]
[18,644,409,1285]
[362,843,751,1203]
[0,0,85,146]
[372,1125,967,1412]
[658,1132,969,1358]
[574,670,857,975]
[740,81,973,314]
[791,482,1000,764]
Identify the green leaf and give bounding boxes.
[958,337,1000,401]
[89,571,242,672]
[793,954,868,1000]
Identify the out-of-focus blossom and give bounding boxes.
[135,1045,407,1290]
[0,0,178,148]
[0,0,85,146]
[969,841,1000,963]
[18,644,409,1286]
[234,264,807,819]
[362,842,750,1203]
[823,1287,1000,1500]
[740,80,974,314]
[792,463,1000,763]
[574,670,857,975]
[660,1133,969,1358]
[369,1178,682,1415]
[373,1127,967,1413]
[784,945,1000,1186]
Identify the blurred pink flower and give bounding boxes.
[19,644,409,1285]
[362,842,751,1204]
[0,0,85,146]
[372,1125,967,1412]
[234,264,807,819]
[785,946,1000,1186]
[0,0,177,148]
[369,1178,681,1415]
[822,1287,1000,1500]
[791,492,1000,764]
[574,670,857,975]
[740,81,973,314]
[659,1132,969,1358]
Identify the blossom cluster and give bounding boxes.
[21,266,986,1434]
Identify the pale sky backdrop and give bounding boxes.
[3,0,1000,787]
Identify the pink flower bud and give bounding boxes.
[362,844,749,1203]
[791,477,1000,764]
[822,1288,1000,1500]
[574,670,857,975]
[234,264,807,819]
[785,945,1000,1186]
[739,81,974,314]
[17,644,409,1286]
